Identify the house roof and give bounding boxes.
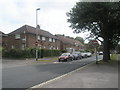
[0,31,5,34]
[55,35,73,45]
[0,31,7,36]
[9,25,58,39]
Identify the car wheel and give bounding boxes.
[66,59,68,62]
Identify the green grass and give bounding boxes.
[38,57,58,63]
[110,54,117,61]
[98,54,118,64]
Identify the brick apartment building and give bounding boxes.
[1,25,84,52]
[0,31,8,48]
[55,35,84,52]
[4,25,60,50]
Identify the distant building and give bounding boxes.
[55,35,84,52]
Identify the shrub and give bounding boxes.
[38,49,61,58]
[2,48,61,59]
[2,49,22,58]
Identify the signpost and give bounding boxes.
[93,40,98,64]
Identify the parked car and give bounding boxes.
[72,52,82,60]
[99,51,103,55]
[58,53,73,62]
[72,53,79,60]
[81,52,87,58]
[86,52,92,57]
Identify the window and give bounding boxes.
[15,34,20,39]
[11,45,15,49]
[49,38,52,42]
[22,38,26,43]
[43,46,46,49]
[53,46,56,50]
[38,36,40,40]
[22,38,26,41]
[57,47,59,50]
[42,37,46,41]
[75,43,79,46]
[21,44,25,50]
[23,31,26,34]
[49,46,53,50]
[53,39,55,42]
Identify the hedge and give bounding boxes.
[2,48,61,59]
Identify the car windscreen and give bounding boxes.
[61,54,68,56]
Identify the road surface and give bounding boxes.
[2,55,102,88]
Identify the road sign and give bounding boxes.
[35,41,38,46]
[93,40,98,45]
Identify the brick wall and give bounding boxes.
[5,33,61,50]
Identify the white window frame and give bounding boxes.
[53,39,55,42]
[15,34,20,39]
[50,46,53,50]
[22,38,26,41]
[38,36,40,40]
[49,38,52,42]
[53,47,56,50]
[75,43,79,46]
[21,44,25,50]
[11,45,15,49]
[42,36,46,41]
[43,46,46,49]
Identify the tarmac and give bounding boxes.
[31,55,119,88]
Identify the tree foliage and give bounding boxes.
[75,36,84,44]
[67,2,120,61]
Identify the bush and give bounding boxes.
[2,48,61,59]
[38,49,61,58]
[2,48,22,58]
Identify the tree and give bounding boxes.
[67,2,120,62]
[75,36,84,44]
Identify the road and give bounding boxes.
[2,55,102,88]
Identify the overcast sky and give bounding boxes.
[0,0,91,42]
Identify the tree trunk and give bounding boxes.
[103,36,111,62]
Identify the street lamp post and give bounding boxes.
[36,8,40,61]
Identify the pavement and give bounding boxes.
[30,55,119,88]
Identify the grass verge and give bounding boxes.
[98,54,118,64]
[38,57,58,63]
